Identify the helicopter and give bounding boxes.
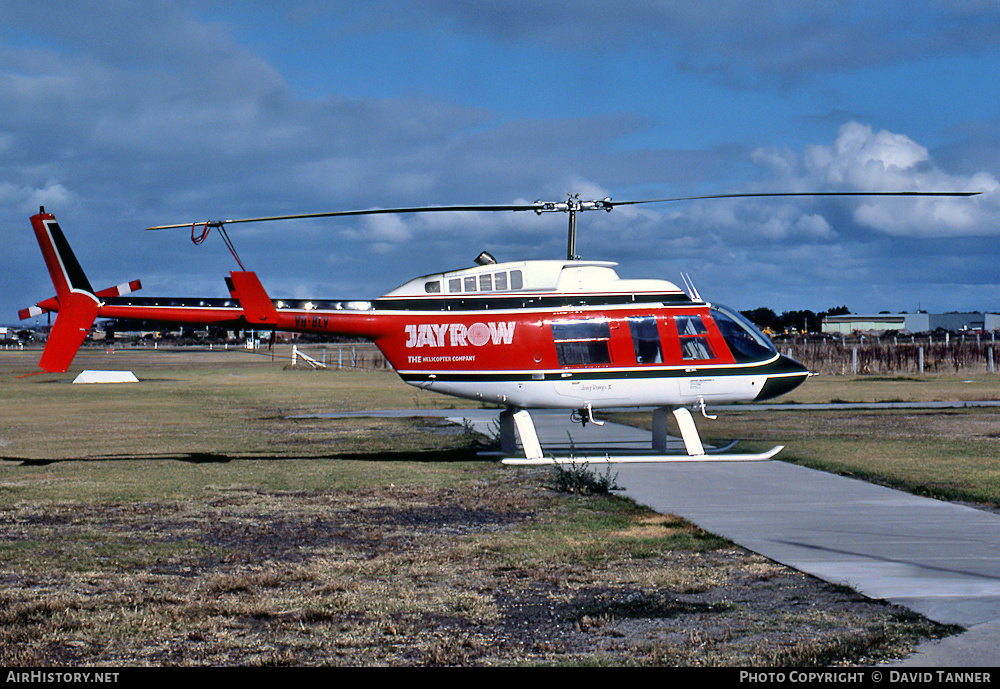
[20,190,979,463]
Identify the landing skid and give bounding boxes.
[500,446,785,466]
[497,406,783,465]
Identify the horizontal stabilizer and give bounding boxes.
[19,296,60,319]
[19,281,140,320]
[95,279,142,298]
[18,304,46,320]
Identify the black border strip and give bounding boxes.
[104,291,694,312]
[399,356,808,384]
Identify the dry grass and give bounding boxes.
[0,473,951,667]
[0,348,963,665]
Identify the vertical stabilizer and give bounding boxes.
[30,209,100,373]
[32,209,96,299]
[38,291,99,373]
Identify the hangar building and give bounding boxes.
[821,312,1000,335]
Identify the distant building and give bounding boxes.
[822,312,1000,335]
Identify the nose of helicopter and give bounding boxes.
[755,354,811,401]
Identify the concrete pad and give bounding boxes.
[72,370,139,384]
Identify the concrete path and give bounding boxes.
[614,459,1000,666]
[308,408,1000,666]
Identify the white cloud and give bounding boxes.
[362,214,413,243]
[0,179,74,215]
[794,213,834,239]
[819,122,929,187]
[750,122,1000,238]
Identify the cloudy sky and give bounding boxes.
[3,1,999,325]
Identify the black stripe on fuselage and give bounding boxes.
[103,291,695,312]
[371,292,695,311]
[103,297,241,308]
[397,355,808,384]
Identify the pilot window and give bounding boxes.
[674,315,715,360]
[627,317,663,364]
[710,304,777,363]
[551,319,612,366]
[424,280,441,293]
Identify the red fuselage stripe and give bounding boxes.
[93,302,738,373]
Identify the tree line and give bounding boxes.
[739,306,851,335]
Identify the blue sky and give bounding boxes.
[3,1,999,325]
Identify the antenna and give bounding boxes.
[681,273,702,301]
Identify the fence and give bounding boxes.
[287,338,999,376]
[773,336,998,375]
[284,342,391,371]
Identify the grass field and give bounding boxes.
[693,370,1000,508]
[775,371,1000,406]
[0,346,988,666]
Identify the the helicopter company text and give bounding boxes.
[404,322,516,348]
[407,354,476,364]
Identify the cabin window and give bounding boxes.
[510,270,523,290]
[681,338,715,360]
[464,276,477,292]
[494,271,508,291]
[424,280,441,294]
[448,278,462,293]
[479,274,492,291]
[627,317,663,364]
[551,319,612,366]
[674,315,715,360]
[675,315,707,336]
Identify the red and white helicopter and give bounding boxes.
[20,191,978,463]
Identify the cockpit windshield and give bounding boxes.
[710,304,777,363]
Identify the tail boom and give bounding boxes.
[25,210,384,372]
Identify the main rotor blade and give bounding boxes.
[144,190,982,231]
[143,203,543,231]
[608,190,982,207]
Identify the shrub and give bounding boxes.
[550,462,622,495]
